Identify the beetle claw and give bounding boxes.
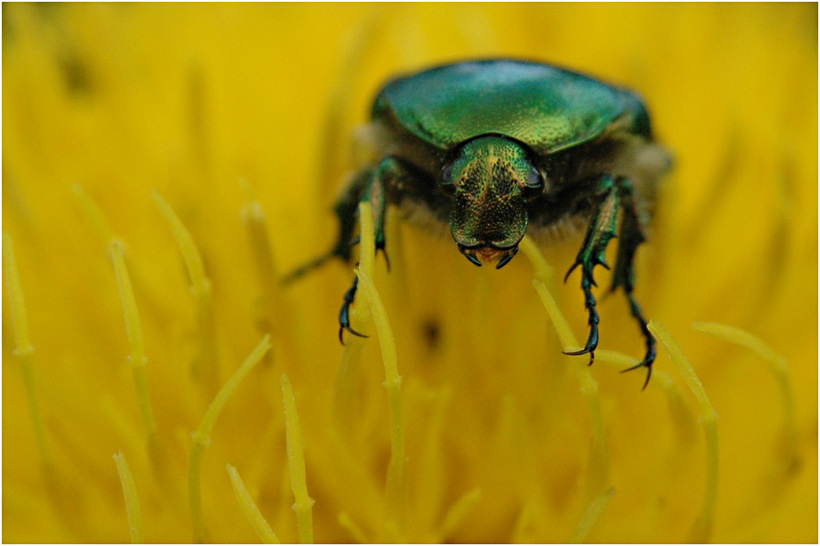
[339,324,369,345]
[617,294,656,390]
[338,276,369,344]
[620,354,654,391]
[563,347,595,365]
[564,323,598,366]
[349,236,391,272]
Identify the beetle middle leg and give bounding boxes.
[564,175,656,388]
[337,156,407,343]
[609,180,656,389]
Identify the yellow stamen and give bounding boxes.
[338,511,369,543]
[519,234,554,283]
[333,203,377,431]
[188,335,271,543]
[113,451,145,544]
[152,191,209,294]
[226,463,280,544]
[3,230,52,467]
[111,241,157,438]
[355,264,405,533]
[439,487,482,539]
[240,178,295,359]
[649,320,718,543]
[692,322,782,363]
[595,350,698,443]
[531,278,581,352]
[570,487,615,544]
[531,278,609,496]
[73,188,165,479]
[511,503,537,543]
[281,374,315,544]
[240,180,278,312]
[152,190,215,380]
[71,184,118,248]
[353,202,405,535]
[692,321,797,473]
[358,201,376,278]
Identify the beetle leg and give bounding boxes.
[281,168,373,285]
[338,276,368,342]
[564,176,619,366]
[610,179,656,389]
[338,157,406,343]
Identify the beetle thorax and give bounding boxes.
[445,136,539,268]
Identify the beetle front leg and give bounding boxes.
[281,168,372,285]
[610,180,656,389]
[338,275,365,342]
[564,176,619,365]
[338,156,405,343]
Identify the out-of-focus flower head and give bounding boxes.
[3,3,816,543]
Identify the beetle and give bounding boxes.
[285,59,671,388]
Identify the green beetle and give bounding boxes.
[286,59,671,388]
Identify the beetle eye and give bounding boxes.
[523,166,544,200]
[442,164,454,184]
[525,166,543,189]
[440,164,456,195]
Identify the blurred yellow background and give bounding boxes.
[3,3,817,543]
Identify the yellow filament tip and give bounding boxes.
[571,487,615,543]
[152,190,210,295]
[355,265,406,529]
[152,190,215,378]
[72,184,117,247]
[3,230,51,466]
[649,320,718,542]
[3,230,32,356]
[439,488,482,539]
[113,451,145,544]
[226,464,280,544]
[337,512,369,543]
[281,374,315,544]
[189,335,271,543]
[240,179,280,308]
[693,321,798,474]
[111,241,157,437]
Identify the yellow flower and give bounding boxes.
[3,3,816,543]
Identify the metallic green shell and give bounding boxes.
[373,60,643,155]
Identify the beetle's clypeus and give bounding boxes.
[285,59,671,388]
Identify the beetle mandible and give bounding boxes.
[285,59,671,388]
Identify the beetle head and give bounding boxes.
[442,136,544,268]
